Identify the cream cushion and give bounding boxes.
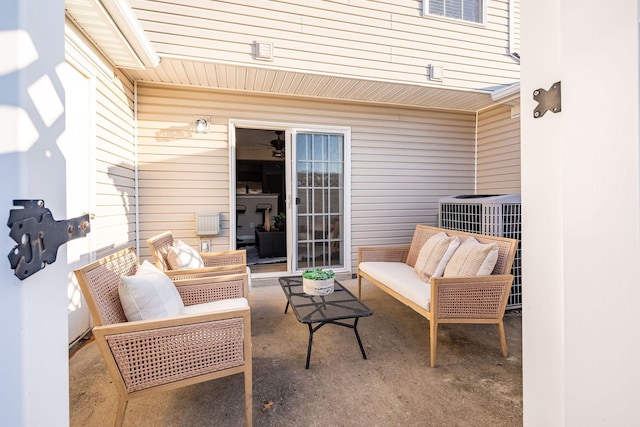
[413,232,460,282]
[359,261,432,309]
[443,237,499,277]
[183,297,249,315]
[119,260,184,321]
[167,240,204,270]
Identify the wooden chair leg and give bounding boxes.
[244,369,252,427]
[114,396,128,427]
[429,321,438,368]
[357,275,362,299]
[497,321,508,357]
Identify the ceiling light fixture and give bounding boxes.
[271,130,285,158]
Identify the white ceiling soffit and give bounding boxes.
[65,0,159,70]
[127,57,497,112]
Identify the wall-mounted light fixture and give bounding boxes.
[193,117,209,134]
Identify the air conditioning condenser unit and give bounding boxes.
[438,194,522,309]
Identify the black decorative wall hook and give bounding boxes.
[7,200,91,280]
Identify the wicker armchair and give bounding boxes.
[147,231,249,281]
[74,247,252,427]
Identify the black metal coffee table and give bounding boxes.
[278,276,372,369]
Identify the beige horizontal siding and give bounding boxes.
[136,84,476,269]
[511,0,521,55]
[477,105,521,194]
[65,20,137,256]
[130,0,519,91]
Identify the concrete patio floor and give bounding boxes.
[69,277,523,426]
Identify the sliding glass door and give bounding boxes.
[293,131,345,271]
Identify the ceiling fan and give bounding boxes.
[270,130,285,158]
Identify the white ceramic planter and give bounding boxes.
[302,278,334,295]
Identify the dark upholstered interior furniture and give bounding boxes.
[255,228,286,258]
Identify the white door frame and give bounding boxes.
[289,127,352,274]
[229,120,352,278]
[60,58,97,345]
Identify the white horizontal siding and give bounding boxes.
[130,0,519,91]
[477,105,521,193]
[65,20,137,256]
[136,84,476,269]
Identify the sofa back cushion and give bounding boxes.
[443,237,499,277]
[413,232,460,282]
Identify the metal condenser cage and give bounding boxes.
[438,194,522,309]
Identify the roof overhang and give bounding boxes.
[64,2,519,112]
[126,57,506,112]
[491,81,521,106]
[65,0,159,70]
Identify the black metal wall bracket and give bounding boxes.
[533,81,561,118]
[7,200,91,280]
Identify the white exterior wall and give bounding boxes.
[477,104,521,193]
[1,5,138,424]
[521,0,640,425]
[63,20,138,346]
[0,0,69,425]
[130,0,520,91]
[65,20,138,257]
[135,85,476,270]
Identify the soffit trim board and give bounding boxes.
[101,0,159,68]
[133,78,489,113]
[158,53,494,97]
[65,0,159,70]
[491,81,520,102]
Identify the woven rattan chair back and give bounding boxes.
[147,231,248,271]
[147,231,175,271]
[75,247,139,326]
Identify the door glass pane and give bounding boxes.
[296,132,344,270]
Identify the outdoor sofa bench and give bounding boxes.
[357,224,518,367]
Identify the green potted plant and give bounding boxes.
[274,212,286,230]
[302,268,335,295]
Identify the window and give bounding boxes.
[428,0,484,24]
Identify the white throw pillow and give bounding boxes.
[413,232,460,282]
[119,260,184,321]
[167,240,204,270]
[443,237,499,277]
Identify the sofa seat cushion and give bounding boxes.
[359,261,430,310]
[182,297,248,315]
